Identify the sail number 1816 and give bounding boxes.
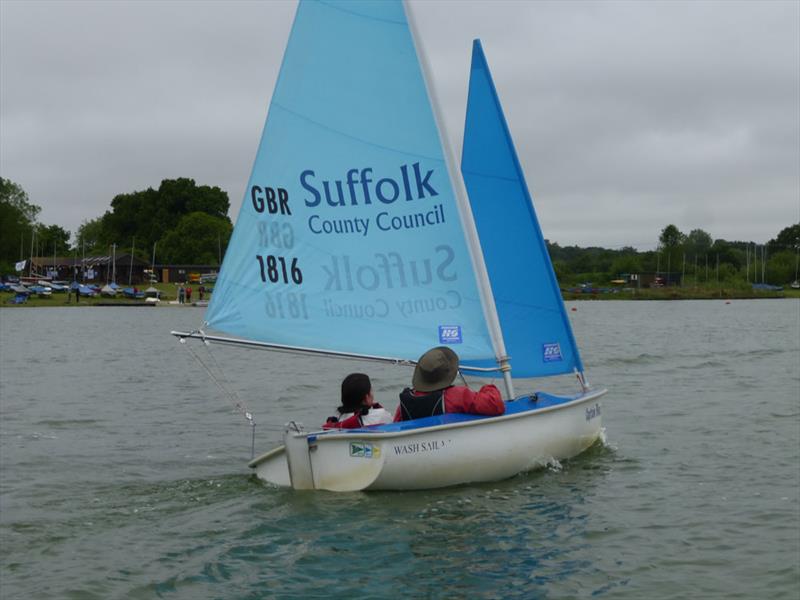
[256,255,303,285]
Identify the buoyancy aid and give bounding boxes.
[323,403,392,429]
[398,387,446,421]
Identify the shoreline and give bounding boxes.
[2,289,796,308]
[562,289,798,301]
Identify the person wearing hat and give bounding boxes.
[323,373,393,429]
[394,347,505,421]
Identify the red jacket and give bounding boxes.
[322,404,393,430]
[393,384,504,422]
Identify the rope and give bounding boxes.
[179,330,255,427]
[457,370,471,389]
[178,330,296,458]
[180,331,274,459]
[458,370,500,394]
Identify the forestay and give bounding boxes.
[460,40,584,378]
[205,0,498,365]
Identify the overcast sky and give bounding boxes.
[1,0,798,250]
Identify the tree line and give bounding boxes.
[0,177,233,273]
[1,176,797,285]
[549,223,800,287]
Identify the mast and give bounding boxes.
[795,246,799,282]
[404,0,514,398]
[29,226,34,277]
[151,241,157,281]
[746,244,749,282]
[681,253,685,287]
[128,237,135,285]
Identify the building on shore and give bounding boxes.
[26,256,220,285]
[621,272,683,288]
[153,264,218,284]
[29,254,150,284]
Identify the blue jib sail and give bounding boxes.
[460,40,584,378]
[206,0,495,363]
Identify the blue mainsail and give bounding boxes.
[460,40,584,378]
[206,1,496,363]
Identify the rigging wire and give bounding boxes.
[179,330,264,457]
[180,331,253,422]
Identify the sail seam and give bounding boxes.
[270,101,449,163]
[317,0,406,25]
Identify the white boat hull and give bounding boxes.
[249,389,606,491]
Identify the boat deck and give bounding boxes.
[329,391,590,435]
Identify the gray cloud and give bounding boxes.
[1,0,797,249]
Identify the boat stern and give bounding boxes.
[249,423,387,492]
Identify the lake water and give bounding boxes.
[1,300,798,599]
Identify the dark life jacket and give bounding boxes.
[398,387,446,421]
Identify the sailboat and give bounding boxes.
[174,0,606,491]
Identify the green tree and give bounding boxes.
[35,224,72,256]
[99,178,231,259]
[0,178,40,222]
[76,217,112,254]
[659,224,686,249]
[710,239,742,270]
[768,223,800,252]
[658,224,687,279]
[0,200,27,272]
[609,254,642,277]
[765,250,797,284]
[157,212,232,265]
[0,178,41,272]
[638,250,659,273]
[685,228,713,258]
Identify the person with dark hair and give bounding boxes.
[394,346,505,421]
[322,373,393,429]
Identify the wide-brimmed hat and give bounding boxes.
[413,346,459,392]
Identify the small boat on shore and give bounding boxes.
[28,284,52,297]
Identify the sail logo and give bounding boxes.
[350,442,381,459]
[439,325,462,344]
[543,343,563,362]
[300,163,438,208]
